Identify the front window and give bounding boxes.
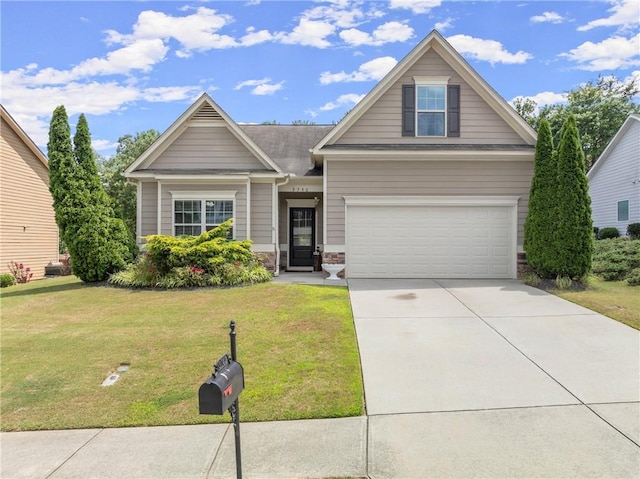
[417,85,446,136]
[174,199,233,236]
[618,200,629,222]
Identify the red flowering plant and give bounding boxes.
[8,261,34,283]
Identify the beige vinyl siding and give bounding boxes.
[250,182,273,244]
[159,183,247,238]
[140,181,158,237]
[0,117,58,278]
[148,126,268,171]
[326,159,532,248]
[336,48,525,145]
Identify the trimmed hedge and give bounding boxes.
[597,227,620,240]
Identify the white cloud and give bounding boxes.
[390,0,442,14]
[320,56,397,84]
[106,7,239,57]
[234,78,284,95]
[340,21,414,46]
[276,19,336,48]
[319,93,366,111]
[510,92,567,110]
[560,33,640,70]
[530,11,565,24]
[240,27,274,46]
[92,139,119,152]
[447,34,533,65]
[578,0,639,31]
[434,17,454,31]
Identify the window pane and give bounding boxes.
[175,200,202,236]
[618,200,629,221]
[206,200,233,226]
[417,112,445,136]
[417,86,445,111]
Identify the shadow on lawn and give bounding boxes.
[0,280,88,298]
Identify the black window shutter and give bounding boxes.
[447,85,460,137]
[402,84,415,137]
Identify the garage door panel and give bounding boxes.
[346,203,515,279]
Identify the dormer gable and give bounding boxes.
[126,93,282,177]
[312,30,536,158]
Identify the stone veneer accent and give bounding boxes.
[321,252,346,278]
[517,252,532,277]
[256,252,276,273]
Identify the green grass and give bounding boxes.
[554,277,640,330]
[0,276,364,431]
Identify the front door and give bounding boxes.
[289,208,315,268]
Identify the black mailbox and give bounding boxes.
[199,359,244,415]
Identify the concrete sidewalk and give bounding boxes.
[2,278,639,478]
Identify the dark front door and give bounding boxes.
[289,208,316,268]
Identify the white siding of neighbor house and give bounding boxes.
[250,182,273,244]
[140,181,158,237]
[148,126,269,171]
[589,120,640,236]
[0,117,58,278]
[159,183,247,238]
[336,47,526,145]
[325,159,533,248]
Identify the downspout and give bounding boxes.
[272,174,290,276]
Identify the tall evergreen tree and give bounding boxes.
[524,118,557,278]
[48,107,134,282]
[553,114,593,279]
[47,106,76,234]
[73,114,101,194]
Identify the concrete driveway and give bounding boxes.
[349,279,640,478]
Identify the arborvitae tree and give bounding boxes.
[553,114,593,279]
[73,114,101,194]
[48,107,134,282]
[524,118,557,278]
[47,106,76,234]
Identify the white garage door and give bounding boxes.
[345,197,518,279]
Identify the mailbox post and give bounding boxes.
[199,321,243,479]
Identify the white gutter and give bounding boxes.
[272,175,291,276]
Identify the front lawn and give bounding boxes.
[0,277,363,431]
[554,277,640,331]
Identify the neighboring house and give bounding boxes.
[587,114,640,236]
[0,105,58,279]
[126,30,536,279]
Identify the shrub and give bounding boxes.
[592,238,640,282]
[554,276,573,290]
[627,223,640,240]
[626,268,640,286]
[0,274,16,288]
[597,227,620,240]
[593,226,599,237]
[8,261,34,283]
[109,220,271,289]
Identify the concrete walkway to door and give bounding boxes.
[349,279,640,478]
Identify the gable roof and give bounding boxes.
[311,30,537,154]
[240,125,333,176]
[587,114,640,180]
[1,105,48,168]
[125,93,283,176]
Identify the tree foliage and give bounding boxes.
[515,75,639,170]
[553,114,593,278]
[48,107,134,282]
[524,115,593,280]
[523,118,557,277]
[99,130,160,238]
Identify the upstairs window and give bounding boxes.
[417,85,446,136]
[403,77,460,138]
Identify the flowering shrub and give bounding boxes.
[8,261,34,283]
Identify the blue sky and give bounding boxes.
[1,0,638,156]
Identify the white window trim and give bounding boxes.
[170,191,237,238]
[414,76,450,138]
